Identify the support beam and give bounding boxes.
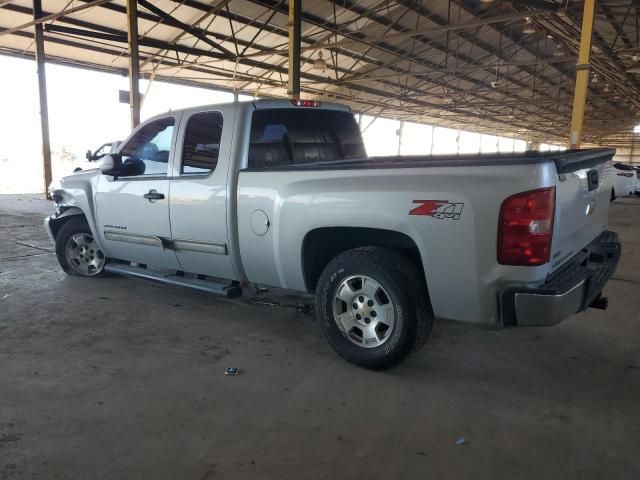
[245,10,552,58]
[287,0,301,99]
[44,24,230,60]
[136,0,235,59]
[33,0,52,197]
[568,0,596,149]
[126,0,140,128]
[0,0,111,37]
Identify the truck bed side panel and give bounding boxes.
[237,163,557,325]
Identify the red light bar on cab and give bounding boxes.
[291,99,322,107]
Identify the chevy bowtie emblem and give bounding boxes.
[585,200,596,216]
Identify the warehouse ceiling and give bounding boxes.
[1,0,640,145]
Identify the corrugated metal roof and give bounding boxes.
[1,0,639,145]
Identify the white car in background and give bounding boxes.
[612,162,640,199]
[73,141,121,173]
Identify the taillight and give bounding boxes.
[291,99,321,107]
[497,187,555,266]
[617,172,634,178]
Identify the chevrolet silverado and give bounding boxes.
[45,99,621,369]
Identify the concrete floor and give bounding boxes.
[1,193,639,480]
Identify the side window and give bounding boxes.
[181,112,223,175]
[119,117,175,177]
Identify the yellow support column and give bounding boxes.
[127,0,141,128]
[287,0,301,100]
[568,0,597,149]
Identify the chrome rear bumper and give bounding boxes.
[500,230,621,327]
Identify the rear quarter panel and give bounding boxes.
[237,162,558,325]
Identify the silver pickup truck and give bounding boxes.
[45,99,621,369]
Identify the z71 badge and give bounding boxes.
[409,200,464,220]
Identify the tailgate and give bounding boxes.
[550,149,615,272]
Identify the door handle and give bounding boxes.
[143,190,165,201]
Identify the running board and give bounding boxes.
[104,264,242,298]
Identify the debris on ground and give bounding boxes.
[250,298,314,314]
[251,300,279,307]
[224,367,240,376]
[455,437,467,445]
[295,303,313,314]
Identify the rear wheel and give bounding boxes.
[315,247,432,370]
[55,217,106,277]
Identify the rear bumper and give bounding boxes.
[500,230,621,327]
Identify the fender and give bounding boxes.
[46,170,104,250]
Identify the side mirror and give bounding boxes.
[100,154,145,177]
[86,150,93,161]
[100,154,123,176]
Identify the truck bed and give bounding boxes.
[243,148,615,174]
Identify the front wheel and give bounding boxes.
[315,247,432,370]
[55,217,106,277]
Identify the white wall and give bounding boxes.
[0,55,250,194]
[360,115,528,157]
[612,145,640,166]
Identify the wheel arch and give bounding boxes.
[301,227,427,293]
[49,207,88,240]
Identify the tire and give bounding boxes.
[611,188,616,201]
[315,247,433,370]
[55,217,106,277]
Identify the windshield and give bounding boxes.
[248,108,366,168]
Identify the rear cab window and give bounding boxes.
[248,108,366,168]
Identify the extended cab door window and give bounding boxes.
[181,111,223,175]
[118,117,175,177]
